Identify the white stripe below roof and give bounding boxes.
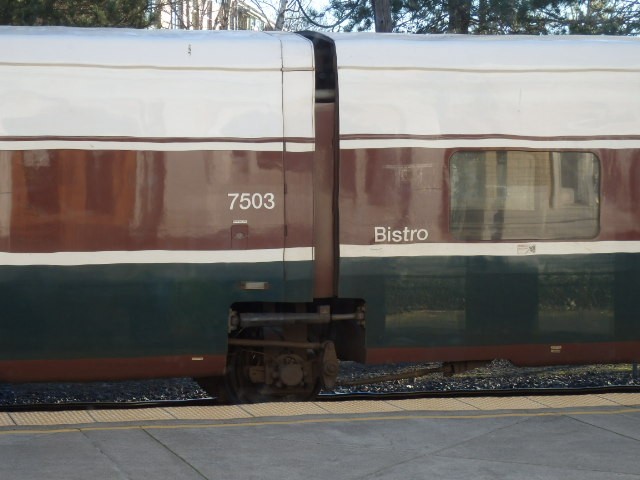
[340,138,640,151]
[6,137,636,152]
[0,247,313,266]
[339,66,640,73]
[0,140,314,153]
[2,243,637,265]
[285,142,315,153]
[0,62,284,72]
[340,241,640,259]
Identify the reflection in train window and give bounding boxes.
[450,151,600,240]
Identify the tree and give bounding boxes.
[473,0,562,34]
[316,0,640,34]
[558,0,640,34]
[248,0,324,30]
[372,0,394,31]
[447,0,471,32]
[155,0,284,31]
[152,0,217,29]
[0,0,155,27]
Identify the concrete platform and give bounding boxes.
[1,394,640,479]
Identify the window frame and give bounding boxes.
[448,149,601,242]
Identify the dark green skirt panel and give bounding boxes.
[0,260,313,361]
[339,253,640,349]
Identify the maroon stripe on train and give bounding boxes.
[0,355,226,383]
[367,341,640,367]
[0,136,315,144]
[337,147,640,244]
[340,133,640,142]
[0,149,315,253]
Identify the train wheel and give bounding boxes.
[225,344,323,404]
[224,324,329,403]
[225,344,271,404]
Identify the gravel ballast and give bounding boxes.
[1,360,638,406]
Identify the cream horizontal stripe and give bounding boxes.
[340,138,640,151]
[0,141,314,153]
[340,241,640,259]
[284,247,314,262]
[339,66,640,74]
[0,247,313,266]
[285,142,315,153]
[0,61,284,72]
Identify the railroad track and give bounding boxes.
[319,384,640,401]
[2,384,640,413]
[2,361,637,412]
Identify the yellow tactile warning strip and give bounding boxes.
[89,408,173,423]
[0,413,14,426]
[533,395,620,409]
[457,396,548,410]
[600,393,640,406]
[164,406,252,420]
[386,398,478,411]
[0,393,639,428]
[2,408,640,438]
[10,410,95,426]
[318,400,403,414]
[241,402,329,417]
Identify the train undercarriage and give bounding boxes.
[196,301,497,403]
[197,301,366,403]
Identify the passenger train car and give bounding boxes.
[0,27,638,401]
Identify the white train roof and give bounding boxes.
[0,26,312,70]
[326,33,640,147]
[0,27,314,149]
[326,33,640,71]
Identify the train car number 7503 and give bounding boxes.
[228,193,276,210]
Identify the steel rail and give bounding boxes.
[316,384,640,402]
[0,397,219,413]
[2,384,640,413]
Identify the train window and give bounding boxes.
[450,151,599,240]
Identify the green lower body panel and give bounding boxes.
[340,253,640,355]
[0,260,313,363]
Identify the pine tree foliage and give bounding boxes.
[0,0,155,27]
[322,0,639,34]
[0,0,637,34]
